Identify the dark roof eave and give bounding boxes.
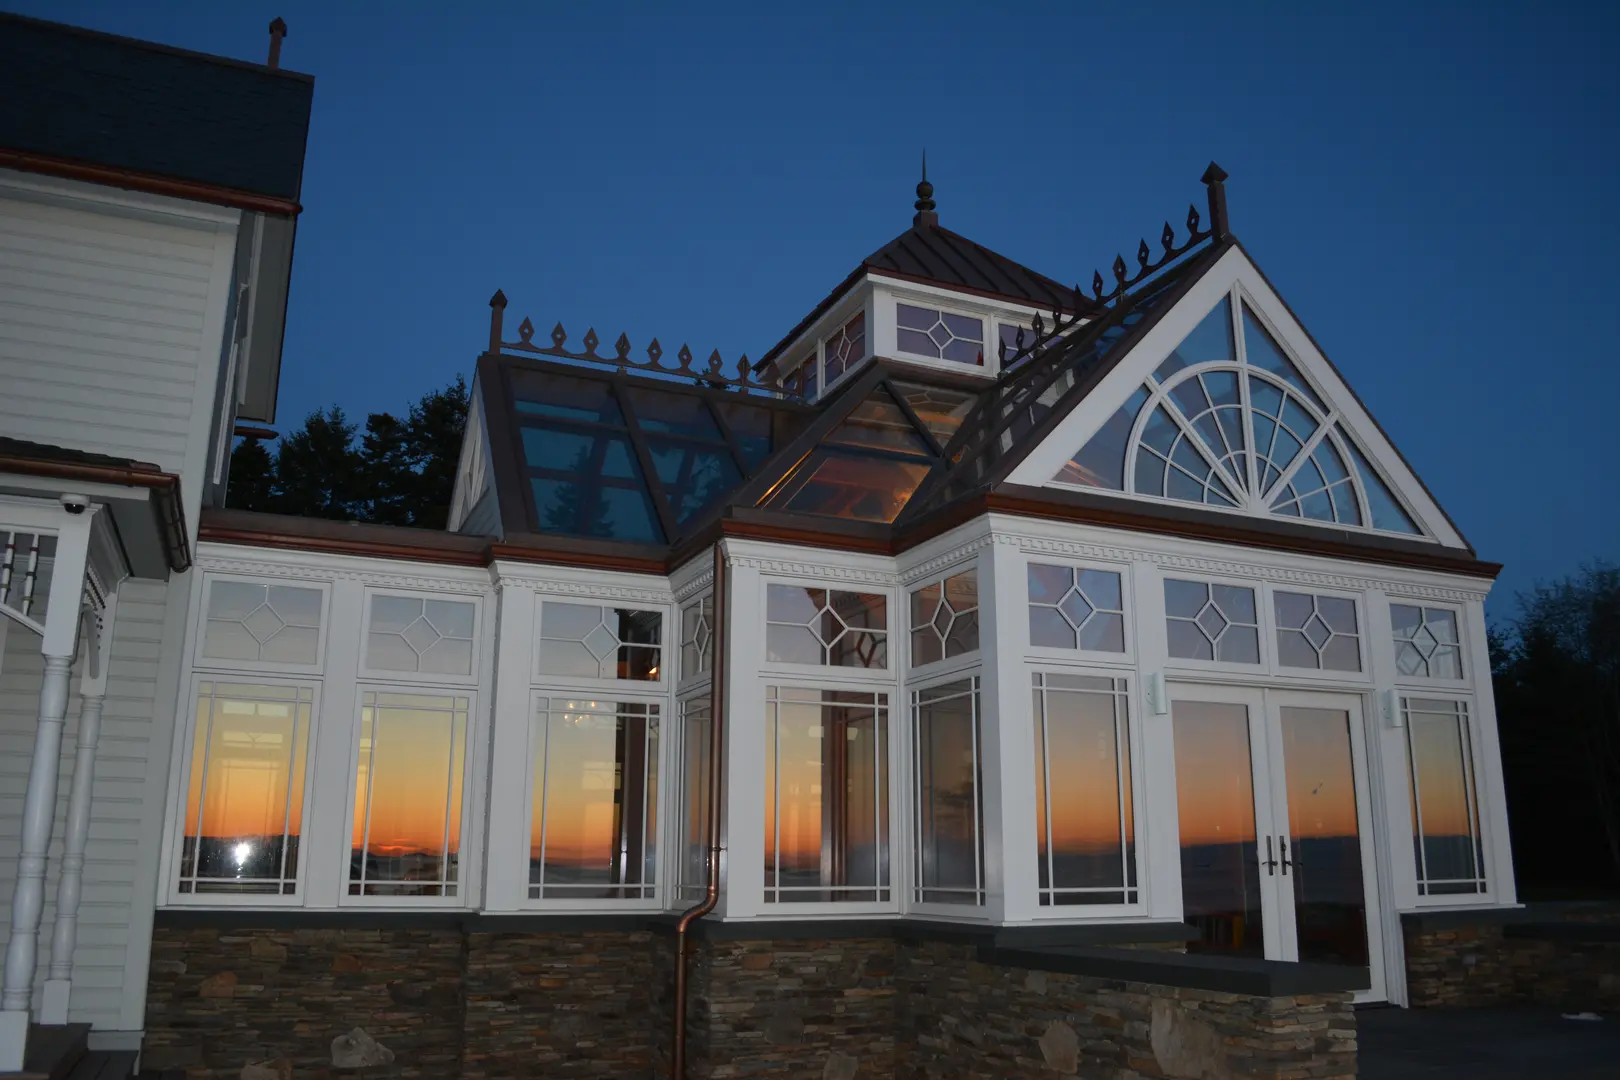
[0,147,303,216]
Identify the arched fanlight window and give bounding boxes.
[1055,295,1422,536]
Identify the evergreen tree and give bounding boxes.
[224,436,275,512]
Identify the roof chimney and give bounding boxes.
[267,17,287,70]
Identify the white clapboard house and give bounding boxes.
[0,11,1514,1070]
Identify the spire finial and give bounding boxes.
[913,150,938,228]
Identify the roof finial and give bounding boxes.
[267,17,286,70]
[913,150,938,228]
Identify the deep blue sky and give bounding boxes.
[11,2,1617,618]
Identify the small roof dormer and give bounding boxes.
[759,162,1100,401]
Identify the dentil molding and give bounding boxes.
[195,553,490,595]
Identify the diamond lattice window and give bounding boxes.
[1274,591,1361,672]
[909,569,979,667]
[679,595,714,682]
[365,596,476,676]
[897,303,984,365]
[537,602,662,680]
[823,311,867,386]
[1164,579,1259,664]
[1027,563,1126,653]
[765,585,888,669]
[1055,295,1423,535]
[202,580,323,665]
[1391,604,1463,680]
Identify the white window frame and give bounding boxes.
[165,672,323,907]
[357,586,484,686]
[1399,692,1495,905]
[676,591,715,691]
[192,572,332,677]
[336,685,478,909]
[819,304,871,393]
[755,676,900,915]
[905,564,982,679]
[892,296,991,372]
[521,686,669,912]
[1021,553,1138,667]
[1023,665,1149,921]
[905,667,988,918]
[1387,598,1470,690]
[672,688,714,908]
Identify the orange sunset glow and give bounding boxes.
[529,700,657,881]
[183,685,310,847]
[350,694,467,868]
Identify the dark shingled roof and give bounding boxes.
[861,223,1081,314]
[758,221,1092,368]
[0,12,314,202]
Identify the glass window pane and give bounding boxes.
[1341,430,1422,535]
[1405,699,1484,894]
[647,440,742,525]
[180,682,312,894]
[1029,606,1076,649]
[511,372,623,424]
[679,699,712,901]
[1240,304,1325,412]
[203,582,322,665]
[1033,675,1135,904]
[349,692,467,896]
[764,689,889,902]
[823,387,932,457]
[1171,699,1264,955]
[914,679,982,904]
[531,699,659,899]
[1218,626,1261,665]
[770,451,930,523]
[625,389,724,440]
[1027,563,1072,605]
[1164,578,1208,619]
[1154,297,1235,383]
[767,584,822,624]
[890,382,977,448]
[1167,619,1214,661]
[714,402,775,467]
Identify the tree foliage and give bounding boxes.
[1493,562,1620,892]
[225,376,470,530]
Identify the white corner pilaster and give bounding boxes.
[1129,559,1183,921]
[1,503,95,1069]
[980,535,1037,923]
[481,577,535,911]
[41,590,119,1025]
[1465,598,1517,906]
[717,553,762,919]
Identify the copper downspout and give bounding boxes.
[672,541,727,1079]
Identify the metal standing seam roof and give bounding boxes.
[0,12,315,202]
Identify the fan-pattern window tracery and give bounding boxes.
[1055,295,1423,536]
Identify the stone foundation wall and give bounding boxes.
[143,919,1359,1080]
[895,942,1354,1080]
[1403,911,1620,1010]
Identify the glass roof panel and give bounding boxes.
[511,372,623,424]
[625,387,725,441]
[766,450,931,523]
[713,401,776,469]
[823,385,933,457]
[889,380,978,448]
[646,437,743,525]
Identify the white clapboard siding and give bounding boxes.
[458,487,501,538]
[0,192,229,473]
[0,578,169,1031]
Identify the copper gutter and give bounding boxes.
[671,541,727,1079]
[0,452,191,573]
[0,147,304,216]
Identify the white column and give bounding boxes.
[481,575,535,911]
[41,593,118,1025]
[1,503,94,1068]
[980,533,1038,923]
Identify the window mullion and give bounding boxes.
[882,377,945,457]
[703,397,754,477]
[1157,378,1241,494]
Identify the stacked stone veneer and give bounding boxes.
[143,920,1356,1079]
[896,942,1353,1080]
[1403,904,1620,1010]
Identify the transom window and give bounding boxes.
[529,697,659,900]
[1391,604,1463,680]
[1031,673,1137,906]
[896,303,984,365]
[765,584,888,668]
[1055,294,1423,536]
[536,602,662,681]
[909,569,979,667]
[349,692,469,897]
[763,686,890,903]
[1027,563,1126,653]
[365,595,476,676]
[1274,591,1361,672]
[1164,579,1259,664]
[202,580,323,666]
[1403,698,1485,896]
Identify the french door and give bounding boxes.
[1168,684,1385,1000]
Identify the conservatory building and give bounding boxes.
[3,156,1515,1077]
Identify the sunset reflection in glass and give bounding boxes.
[1404,698,1485,895]
[1172,700,1264,955]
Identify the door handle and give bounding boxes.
[1278,835,1293,876]
[1262,835,1278,876]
